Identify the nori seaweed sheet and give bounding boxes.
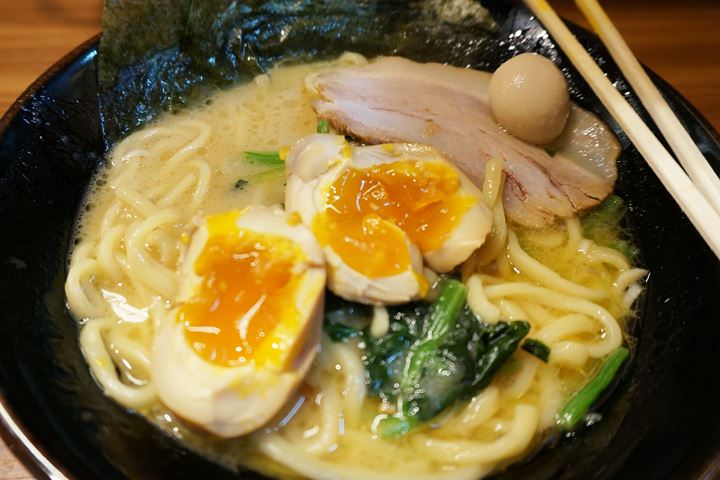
[98,0,502,148]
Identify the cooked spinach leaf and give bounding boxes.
[522,338,551,363]
[353,278,530,436]
[581,195,639,259]
[556,347,630,430]
[323,293,372,342]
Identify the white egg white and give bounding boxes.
[152,205,326,438]
[285,135,492,305]
[323,236,425,305]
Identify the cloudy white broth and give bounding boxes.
[65,53,645,479]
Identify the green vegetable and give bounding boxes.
[583,195,625,234]
[316,119,330,134]
[362,278,529,436]
[469,320,531,391]
[364,304,427,395]
[522,338,551,363]
[323,293,372,342]
[581,195,637,259]
[400,279,468,400]
[556,346,630,430]
[610,239,640,260]
[243,150,283,166]
[322,278,530,435]
[324,322,361,342]
[376,415,414,438]
[234,165,285,190]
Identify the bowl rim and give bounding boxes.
[0,33,100,480]
[1,28,720,480]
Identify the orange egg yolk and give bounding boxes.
[312,159,474,278]
[178,212,305,368]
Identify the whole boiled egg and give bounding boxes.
[152,205,325,438]
[285,134,492,305]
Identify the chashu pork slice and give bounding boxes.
[308,56,620,228]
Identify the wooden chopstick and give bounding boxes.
[575,0,720,216]
[523,0,720,260]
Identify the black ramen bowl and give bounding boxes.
[1,7,720,480]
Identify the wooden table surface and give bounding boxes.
[1,0,719,478]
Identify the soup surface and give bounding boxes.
[66,55,644,479]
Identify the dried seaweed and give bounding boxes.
[98,0,501,148]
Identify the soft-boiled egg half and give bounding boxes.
[152,205,325,438]
[285,134,492,305]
